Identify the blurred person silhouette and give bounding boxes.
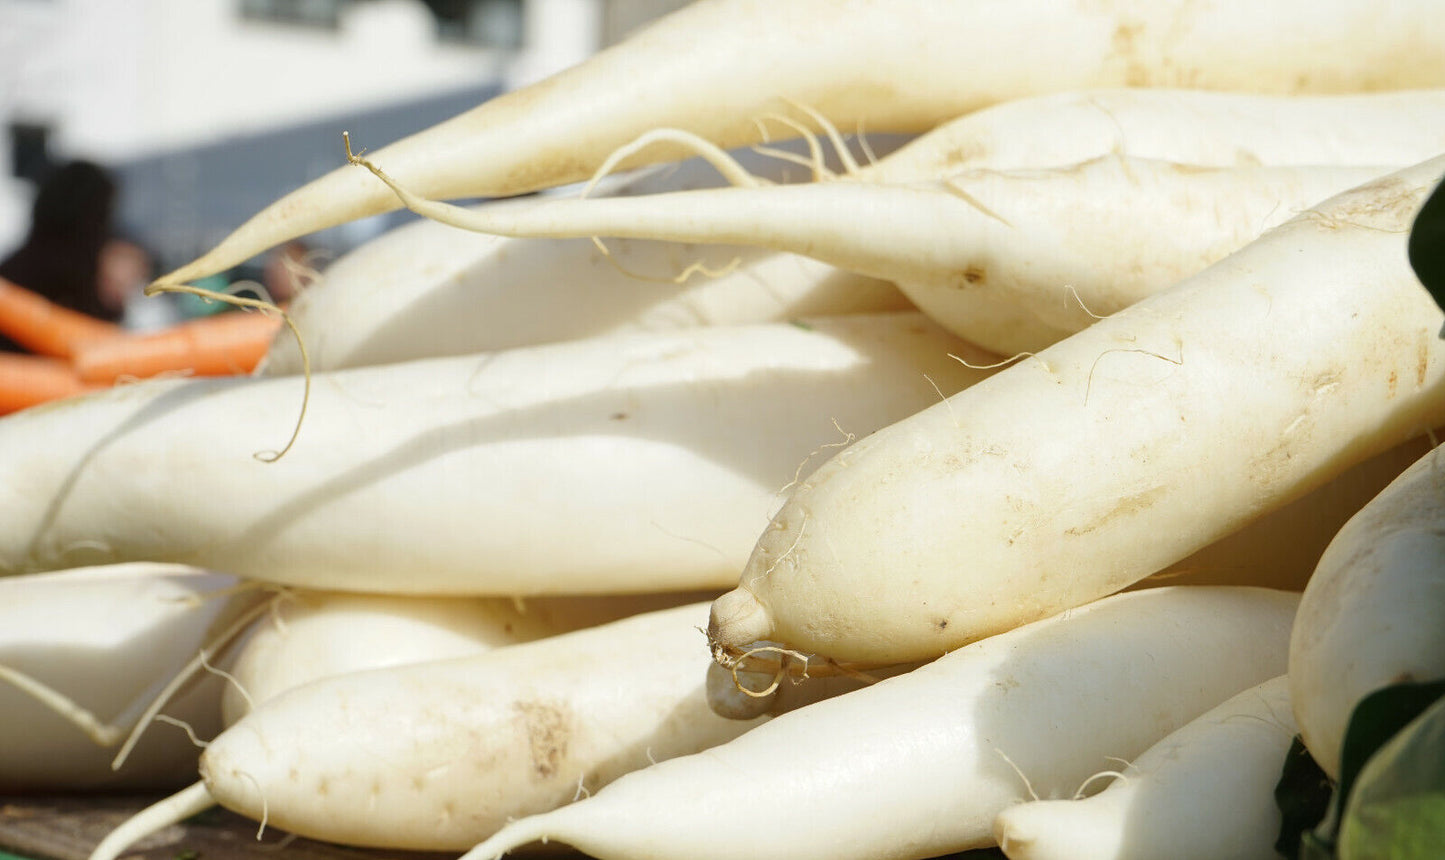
[97,236,182,331]
[0,160,121,352]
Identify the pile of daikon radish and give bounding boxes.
[3,1,1445,858]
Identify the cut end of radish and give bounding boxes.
[707,587,772,655]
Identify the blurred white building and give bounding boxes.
[0,0,687,268]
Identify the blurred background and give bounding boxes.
[0,0,688,317]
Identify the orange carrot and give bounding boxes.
[0,353,102,415]
[71,310,283,384]
[0,278,121,359]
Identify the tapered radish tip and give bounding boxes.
[707,588,772,652]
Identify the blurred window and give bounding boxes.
[239,0,344,28]
[422,0,523,48]
[9,122,51,183]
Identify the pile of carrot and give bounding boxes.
[0,277,282,414]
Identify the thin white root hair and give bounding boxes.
[995,748,1041,802]
[1219,702,1297,736]
[669,256,744,283]
[747,142,833,180]
[278,248,326,295]
[718,639,881,694]
[189,579,271,609]
[0,582,273,748]
[572,774,591,802]
[1065,284,1109,321]
[731,644,816,698]
[924,374,960,429]
[1084,95,1132,160]
[200,649,255,717]
[240,768,271,841]
[941,178,1015,227]
[854,120,878,167]
[217,279,277,309]
[152,714,209,749]
[1084,344,1184,406]
[1073,769,1129,799]
[264,586,298,634]
[113,595,278,770]
[142,283,308,462]
[780,98,862,176]
[87,780,215,860]
[778,417,855,496]
[949,350,1046,373]
[748,515,807,588]
[580,127,767,195]
[0,663,128,747]
[751,113,835,182]
[588,235,742,285]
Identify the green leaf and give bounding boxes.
[1409,176,1445,325]
[1342,794,1445,859]
[1335,680,1445,819]
[1275,735,1335,857]
[1338,695,1445,859]
[1308,679,1445,856]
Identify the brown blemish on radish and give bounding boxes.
[1064,485,1167,537]
[515,701,571,780]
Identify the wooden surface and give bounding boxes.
[0,794,456,860]
[0,793,1003,860]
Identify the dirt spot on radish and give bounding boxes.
[514,701,572,780]
[1110,22,1149,86]
[939,141,989,171]
[1307,176,1424,234]
[1064,485,1166,536]
[963,266,987,286]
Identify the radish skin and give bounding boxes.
[993,675,1297,860]
[864,87,1445,182]
[1138,433,1436,592]
[0,564,257,791]
[193,602,870,851]
[154,0,1445,288]
[1289,442,1445,779]
[0,313,999,593]
[358,153,1392,354]
[222,589,715,724]
[708,156,1445,665]
[263,88,1445,373]
[257,211,907,376]
[258,140,911,375]
[462,587,1298,860]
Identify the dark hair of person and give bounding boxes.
[0,159,121,329]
